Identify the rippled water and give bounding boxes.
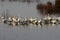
[0,1,60,40]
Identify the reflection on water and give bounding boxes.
[1,21,58,32]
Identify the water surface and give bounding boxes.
[0,1,60,40]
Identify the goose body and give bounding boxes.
[50,16,58,24]
[43,14,52,24]
[32,20,38,24]
[38,20,42,25]
[1,16,7,23]
[12,16,19,25]
[8,17,13,25]
[8,17,13,22]
[50,19,57,24]
[29,17,38,24]
[43,17,51,24]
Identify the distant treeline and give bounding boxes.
[1,0,40,2]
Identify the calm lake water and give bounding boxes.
[0,1,60,40]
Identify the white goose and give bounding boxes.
[43,14,52,21]
[8,17,12,22]
[12,16,21,25]
[29,17,34,23]
[57,17,60,21]
[38,20,42,24]
[29,17,38,23]
[51,19,57,24]
[50,16,57,24]
[33,20,38,24]
[12,16,19,25]
[1,16,7,23]
[12,16,17,22]
[43,14,52,24]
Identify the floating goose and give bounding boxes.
[32,19,38,24]
[12,16,19,25]
[29,17,34,23]
[8,16,13,25]
[43,17,51,24]
[38,20,42,25]
[17,17,21,25]
[57,17,60,24]
[29,17,38,24]
[1,16,7,23]
[20,17,28,25]
[43,14,52,21]
[8,17,13,22]
[1,15,60,26]
[50,19,57,24]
